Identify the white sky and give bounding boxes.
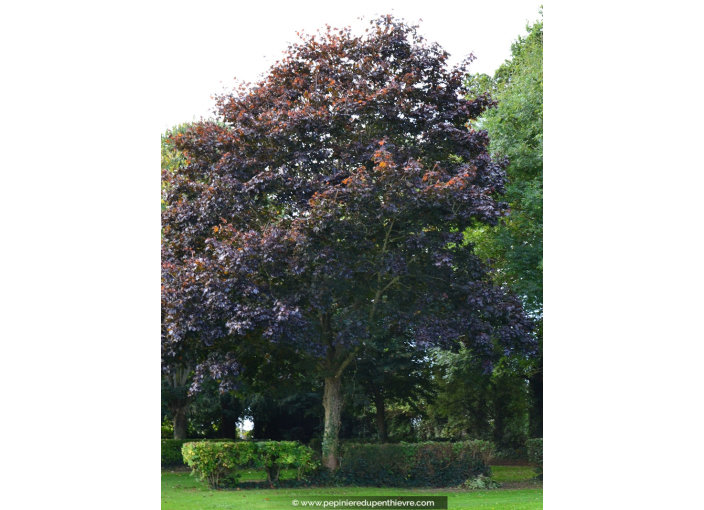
[157,1,541,131]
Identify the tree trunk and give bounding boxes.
[373,389,387,443]
[164,366,193,440]
[172,404,189,440]
[322,376,343,470]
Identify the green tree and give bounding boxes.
[465,12,543,438]
[420,347,530,447]
[352,340,435,443]
[466,13,543,313]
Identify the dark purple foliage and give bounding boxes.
[161,16,536,391]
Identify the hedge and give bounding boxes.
[525,438,543,476]
[171,439,495,488]
[182,441,316,488]
[330,440,493,488]
[161,438,235,468]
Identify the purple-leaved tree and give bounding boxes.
[161,16,536,469]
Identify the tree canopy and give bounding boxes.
[464,12,543,437]
[161,15,537,469]
[465,14,543,314]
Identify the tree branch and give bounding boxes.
[335,350,357,379]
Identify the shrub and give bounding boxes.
[161,438,235,468]
[162,439,190,467]
[525,438,543,476]
[182,441,257,488]
[333,441,493,487]
[255,441,315,483]
[182,441,316,488]
[161,418,174,439]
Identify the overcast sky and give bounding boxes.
[157,1,542,131]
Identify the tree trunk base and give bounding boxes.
[322,376,343,470]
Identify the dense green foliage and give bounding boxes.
[351,338,435,443]
[182,441,256,488]
[182,441,316,488]
[418,347,531,448]
[162,381,244,440]
[162,439,191,467]
[464,11,544,441]
[465,15,543,313]
[162,439,235,467]
[246,386,323,443]
[256,441,316,483]
[323,441,493,488]
[226,440,494,489]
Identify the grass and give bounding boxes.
[489,466,538,483]
[162,467,542,509]
[239,468,299,482]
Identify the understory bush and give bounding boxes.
[525,438,543,476]
[182,441,316,488]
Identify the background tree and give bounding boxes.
[246,389,322,442]
[187,379,244,439]
[418,346,530,448]
[161,16,537,469]
[352,338,435,443]
[465,12,543,437]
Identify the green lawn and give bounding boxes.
[162,469,542,509]
[238,468,299,482]
[489,466,538,483]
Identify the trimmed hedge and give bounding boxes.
[182,441,316,488]
[172,439,495,488]
[525,438,543,476]
[331,441,493,487]
[161,438,235,468]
